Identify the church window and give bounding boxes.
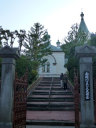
[47,62,50,72]
[42,65,45,72]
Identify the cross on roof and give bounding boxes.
[80,12,84,20]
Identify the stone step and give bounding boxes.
[42,77,52,81]
[51,92,72,95]
[27,77,75,126]
[27,103,74,110]
[40,81,60,85]
[52,82,61,84]
[38,84,61,86]
[27,102,74,106]
[42,77,60,80]
[26,111,75,126]
[32,92,50,95]
[32,91,73,95]
[26,120,74,126]
[29,94,74,98]
[35,88,51,90]
[38,84,52,86]
[27,106,74,111]
[35,87,69,90]
[28,95,73,98]
[27,101,74,105]
[52,88,69,90]
[33,90,71,93]
[27,97,74,102]
[41,80,60,82]
[40,82,52,84]
[29,94,50,98]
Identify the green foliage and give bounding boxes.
[15,30,26,52]
[63,31,96,83]
[64,23,87,44]
[0,23,52,84]
[23,23,52,66]
[65,56,79,82]
[88,34,96,46]
[63,41,82,82]
[0,26,26,50]
[16,55,37,84]
[61,23,87,83]
[0,26,16,47]
[64,23,79,43]
[88,34,96,79]
[93,57,96,79]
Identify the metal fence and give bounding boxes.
[13,72,28,128]
[74,69,80,128]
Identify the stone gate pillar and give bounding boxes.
[75,44,96,128]
[0,46,19,128]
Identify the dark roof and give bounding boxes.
[50,44,62,52]
[78,12,89,35]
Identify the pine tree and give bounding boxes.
[24,23,51,68]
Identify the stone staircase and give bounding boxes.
[26,77,75,126]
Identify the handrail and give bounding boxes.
[67,77,80,128]
[67,80,74,94]
[74,71,80,128]
[27,77,43,96]
[49,77,53,105]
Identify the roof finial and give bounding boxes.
[80,12,84,20]
[56,40,60,47]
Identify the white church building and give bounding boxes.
[38,12,90,77]
[38,40,67,77]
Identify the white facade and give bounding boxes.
[38,45,67,77]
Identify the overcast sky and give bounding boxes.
[0,0,96,45]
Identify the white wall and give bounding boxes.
[53,52,67,74]
[38,51,67,77]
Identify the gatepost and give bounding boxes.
[0,46,19,128]
[75,44,96,128]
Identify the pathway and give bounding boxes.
[26,77,75,127]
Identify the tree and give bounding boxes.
[16,55,38,84]
[0,27,16,47]
[0,26,3,47]
[23,23,51,69]
[62,23,87,58]
[64,23,87,44]
[0,24,52,83]
[64,23,79,44]
[88,33,96,46]
[88,33,96,79]
[15,30,26,52]
[61,23,87,83]
[0,26,26,51]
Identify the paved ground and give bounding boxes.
[26,126,75,128]
[26,111,75,121]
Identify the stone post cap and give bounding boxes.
[75,44,96,58]
[0,46,20,59]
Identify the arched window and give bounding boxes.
[42,62,50,73]
[47,62,50,72]
[42,64,45,72]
